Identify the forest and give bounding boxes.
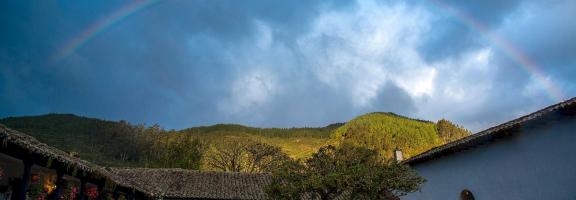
[0,113,470,171]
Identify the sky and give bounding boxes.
[1,0,575,132]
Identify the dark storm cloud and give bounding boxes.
[503,0,576,70]
[417,0,524,62]
[0,0,355,128]
[1,0,575,131]
[223,76,359,127]
[370,82,418,117]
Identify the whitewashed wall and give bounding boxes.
[404,117,576,200]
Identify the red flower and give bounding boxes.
[70,185,78,200]
[31,174,40,183]
[85,186,99,199]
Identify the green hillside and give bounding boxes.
[180,124,339,159]
[0,114,148,166]
[0,113,470,170]
[332,112,441,159]
[0,114,340,167]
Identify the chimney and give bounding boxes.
[394,149,403,162]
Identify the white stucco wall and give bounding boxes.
[404,117,576,200]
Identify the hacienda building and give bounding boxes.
[403,97,576,200]
[0,124,152,200]
[0,124,271,200]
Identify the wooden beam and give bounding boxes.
[127,191,135,200]
[51,170,65,200]
[79,178,87,200]
[96,180,106,200]
[16,159,33,200]
[113,189,119,200]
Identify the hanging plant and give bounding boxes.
[46,158,53,168]
[71,167,78,177]
[60,181,79,200]
[0,167,5,180]
[117,194,127,200]
[27,174,46,200]
[104,192,114,200]
[70,184,79,200]
[85,186,99,200]
[103,179,116,191]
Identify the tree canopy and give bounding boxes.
[436,119,471,143]
[332,112,441,159]
[332,112,471,160]
[0,113,470,170]
[203,139,289,172]
[266,144,425,200]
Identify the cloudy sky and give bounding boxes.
[1,0,575,131]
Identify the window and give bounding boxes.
[460,189,475,200]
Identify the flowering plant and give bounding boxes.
[27,174,47,200]
[61,182,79,200]
[0,167,4,179]
[85,186,99,200]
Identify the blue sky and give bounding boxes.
[1,0,575,131]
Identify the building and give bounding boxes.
[0,123,271,200]
[0,124,153,200]
[403,97,576,200]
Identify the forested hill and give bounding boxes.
[0,113,470,170]
[0,114,342,167]
[331,112,470,159]
[0,114,149,166]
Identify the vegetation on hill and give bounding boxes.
[266,144,425,200]
[180,124,338,159]
[203,138,289,172]
[0,114,207,169]
[436,119,472,143]
[0,114,150,166]
[0,114,339,168]
[331,112,470,159]
[0,112,470,170]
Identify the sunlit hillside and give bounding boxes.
[0,113,469,169]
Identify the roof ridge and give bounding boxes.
[110,167,270,175]
[405,96,576,165]
[112,167,272,199]
[0,124,154,197]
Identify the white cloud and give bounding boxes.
[215,0,573,130]
[296,0,435,107]
[412,47,500,131]
[219,70,277,114]
[241,0,497,125]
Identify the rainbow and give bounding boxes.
[429,0,565,102]
[50,0,160,63]
[52,0,565,102]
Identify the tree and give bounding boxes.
[332,112,442,160]
[244,142,290,173]
[437,119,471,143]
[266,144,425,200]
[204,139,289,172]
[143,128,206,169]
[205,139,249,172]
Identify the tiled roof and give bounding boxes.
[404,96,576,165]
[110,168,271,200]
[0,124,152,196]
